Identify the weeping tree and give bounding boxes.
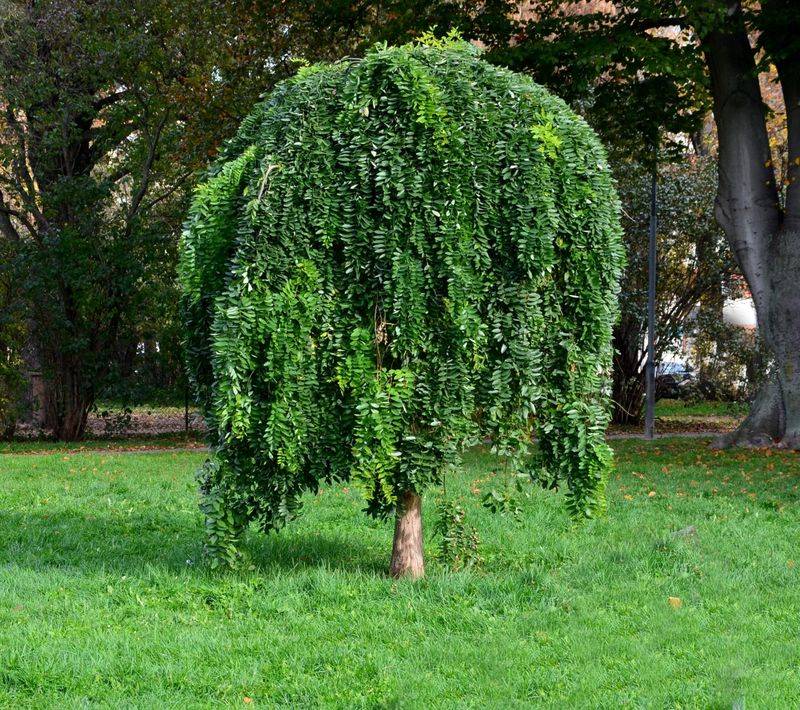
[180,38,624,577]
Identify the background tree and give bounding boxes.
[466,0,799,447]
[702,0,800,447]
[612,156,733,423]
[0,0,305,439]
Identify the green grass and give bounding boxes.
[655,399,749,419]
[1,440,798,707]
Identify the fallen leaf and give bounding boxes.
[648,491,656,498]
[243,698,253,704]
[668,596,682,609]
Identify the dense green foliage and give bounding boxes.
[180,38,623,564]
[0,240,25,438]
[1,0,396,439]
[0,0,243,439]
[2,440,800,705]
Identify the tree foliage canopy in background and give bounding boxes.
[0,0,273,437]
[180,38,624,566]
[0,0,485,439]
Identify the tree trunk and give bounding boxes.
[712,371,783,448]
[612,319,645,425]
[612,369,644,425]
[702,4,800,448]
[41,355,92,441]
[19,334,46,426]
[767,227,800,448]
[769,5,800,447]
[389,490,424,579]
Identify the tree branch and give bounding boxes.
[0,191,22,243]
[141,170,192,212]
[93,88,130,112]
[125,113,168,229]
[0,192,37,238]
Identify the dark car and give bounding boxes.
[655,362,695,400]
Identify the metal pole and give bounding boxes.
[644,152,658,440]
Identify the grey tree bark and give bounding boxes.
[703,1,800,448]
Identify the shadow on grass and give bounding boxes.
[0,509,387,578]
[252,531,388,576]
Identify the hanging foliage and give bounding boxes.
[179,36,624,573]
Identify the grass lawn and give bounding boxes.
[1,440,798,707]
[654,399,748,418]
[654,399,748,423]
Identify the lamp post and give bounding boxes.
[644,148,658,440]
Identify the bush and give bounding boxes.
[691,309,769,403]
[180,37,624,573]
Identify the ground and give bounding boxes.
[1,438,798,706]
[608,399,747,436]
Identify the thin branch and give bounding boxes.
[93,88,129,112]
[0,193,37,237]
[125,113,168,227]
[141,170,192,212]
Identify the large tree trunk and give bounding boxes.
[389,490,424,579]
[703,2,800,448]
[769,4,800,447]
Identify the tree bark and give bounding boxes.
[389,490,424,579]
[611,317,645,425]
[769,8,800,447]
[712,371,783,448]
[703,3,800,448]
[19,334,46,426]
[40,350,92,441]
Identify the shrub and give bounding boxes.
[179,37,624,575]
